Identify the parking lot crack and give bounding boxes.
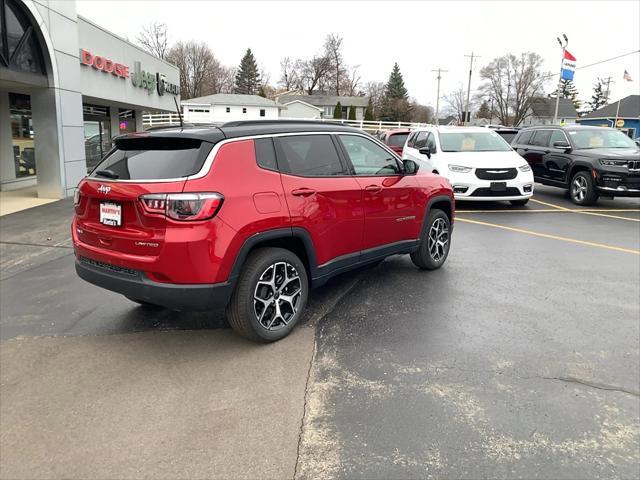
[293,331,317,480]
[540,376,640,397]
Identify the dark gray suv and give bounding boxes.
[512,126,640,205]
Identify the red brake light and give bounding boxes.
[140,193,224,221]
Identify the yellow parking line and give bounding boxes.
[456,217,640,255]
[529,197,640,222]
[457,209,640,213]
[529,198,571,210]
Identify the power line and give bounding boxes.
[541,49,640,80]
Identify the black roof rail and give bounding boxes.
[221,119,346,128]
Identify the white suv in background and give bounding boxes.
[402,127,534,206]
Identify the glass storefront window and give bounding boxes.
[118,109,136,134]
[9,93,36,178]
[83,104,111,172]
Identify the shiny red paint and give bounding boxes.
[380,128,411,155]
[72,136,453,288]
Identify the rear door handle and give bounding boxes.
[365,185,383,193]
[291,188,316,197]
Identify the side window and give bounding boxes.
[414,131,427,149]
[338,134,401,176]
[516,130,533,145]
[276,135,345,177]
[426,133,437,152]
[549,130,568,147]
[259,109,266,117]
[255,138,277,171]
[531,130,552,147]
[406,131,416,148]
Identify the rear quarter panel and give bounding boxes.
[183,139,291,281]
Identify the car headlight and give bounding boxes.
[518,164,531,172]
[599,159,628,167]
[448,165,472,173]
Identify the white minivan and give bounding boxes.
[402,127,534,205]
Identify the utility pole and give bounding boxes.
[464,52,479,125]
[431,68,447,125]
[432,68,447,125]
[602,76,614,104]
[553,34,568,125]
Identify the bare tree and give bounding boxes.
[166,41,218,99]
[279,57,302,91]
[300,55,333,95]
[443,87,467,124]
[409,101,434,124]
[136,22,169,60]
[479,52,548,126]
[343,65,362,96]
[205,64,236,95]
[364,81,386,118]
[324,33,344,95]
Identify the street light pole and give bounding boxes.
[432,68,447,125]
[553,34,568,125]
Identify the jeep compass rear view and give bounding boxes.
[73,121,455,342]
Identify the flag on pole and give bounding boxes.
[561,50,577,80]
[623,70,633,81]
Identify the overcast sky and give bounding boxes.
[76,0,640,106]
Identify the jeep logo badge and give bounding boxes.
[97,185,111,194]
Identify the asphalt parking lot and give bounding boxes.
[1,185,639,479]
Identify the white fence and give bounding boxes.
[142,113,431,133]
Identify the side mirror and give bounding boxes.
[403,159,419,175]
[553,141,571,150]
[418,147,431,158]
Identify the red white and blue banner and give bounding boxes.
[561,50,577,80]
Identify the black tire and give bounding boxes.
[411,208,451,270]
[509,199,529,206]
[569,171,599,206]
[226,247,308,342]
[125,296,163,309]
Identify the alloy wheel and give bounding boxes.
[428,217,449,263]
[572,176,587,202]
[253,261,302,331]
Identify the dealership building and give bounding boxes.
[0,0,180,199]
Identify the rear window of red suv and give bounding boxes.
[388,133,409,147]
[89,137,213,180]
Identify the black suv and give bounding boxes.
[512,126,640,205]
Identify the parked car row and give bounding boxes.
[378,124,640,206]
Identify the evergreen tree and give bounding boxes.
[476,100,492,119]
[364,97,374,121]
[333,101,342,119]
[550,79,582,111]
[348,105,356,120]
[234,48,261,95]
[588,79,608,112]
[381,63,411,121]
[258,85,267,98]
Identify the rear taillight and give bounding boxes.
[139,192,224,221]
[73,188,82,213]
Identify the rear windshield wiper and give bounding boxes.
[95,169,119,179]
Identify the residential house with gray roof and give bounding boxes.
[276,91,370,120]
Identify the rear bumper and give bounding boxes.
[75,256,233,311]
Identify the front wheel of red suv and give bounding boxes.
[411,209,451,270]
[227,247,308,342]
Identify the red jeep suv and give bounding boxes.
[73,121,454,342]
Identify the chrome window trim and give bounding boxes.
[82,130,388,184]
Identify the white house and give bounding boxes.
[277,92,370,120]
[182,94,285,123]
[520,97,579,126]
[281,99,323,119]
